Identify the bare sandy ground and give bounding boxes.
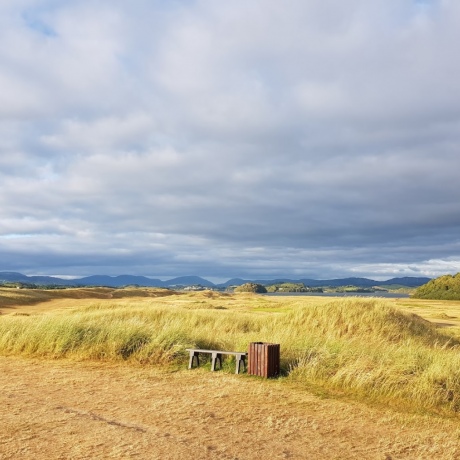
[1,357,460,459]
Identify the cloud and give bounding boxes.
[0,0,460,280]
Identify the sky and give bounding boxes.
[1,0,460,282]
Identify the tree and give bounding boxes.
[234,283,267,293]
[413,273,460,300]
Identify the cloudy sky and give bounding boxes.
[1,0,460,281]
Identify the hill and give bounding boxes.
[221,276,431,288]
[77,275,166,287]
[0,272,213,288]
[413,273,460,300]
[0,271,431,289]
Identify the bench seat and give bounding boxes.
[186,348,247,374]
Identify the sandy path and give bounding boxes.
[1,357,460,460]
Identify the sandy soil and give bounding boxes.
[1,357,460,459]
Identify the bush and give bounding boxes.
[234,283,267,293]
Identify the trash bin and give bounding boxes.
[248,342,280,378]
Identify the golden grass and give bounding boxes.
[0,286,176,304]
[3,288,460,415]
[395,298,460,338]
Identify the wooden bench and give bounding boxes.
[186,348,247,374]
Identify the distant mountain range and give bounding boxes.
[0,271,431,289]
[219,276,431,288]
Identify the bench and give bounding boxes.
[186,348,247,374]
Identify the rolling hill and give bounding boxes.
[0,271,431,289]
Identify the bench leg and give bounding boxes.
[211,352,222,371]
[188,351,200,369]
[235,355,246,374]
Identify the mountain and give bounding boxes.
[219,277,431,288]
[77,275,166,287]
[381,277,432,287]
[0,271,431,289]
[0,272,70,285]
[165,276,215,287]
[0,272,30,282]
[266,277,432,288]
[218,278,250,287]
[297,277,381,288]
[76,275,215,288]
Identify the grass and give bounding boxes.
[2,288,460,415]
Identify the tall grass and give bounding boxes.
[2,294,460,414]
[283,302,460,413]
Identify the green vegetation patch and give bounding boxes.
[413,273,460,300]
[234,283,267,293]
[266,282,323,293]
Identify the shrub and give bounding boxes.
[234,283,267,293]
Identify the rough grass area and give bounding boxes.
[0,286,176,308]
[2,289,460,415]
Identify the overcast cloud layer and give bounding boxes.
[1,0,460,281]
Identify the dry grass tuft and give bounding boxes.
[3,291,460,415]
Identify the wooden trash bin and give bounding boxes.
[248,342,280,378]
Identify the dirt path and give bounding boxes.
[1,357,460,460]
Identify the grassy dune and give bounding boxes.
[0,286,177,308]
[2,288,460,415]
